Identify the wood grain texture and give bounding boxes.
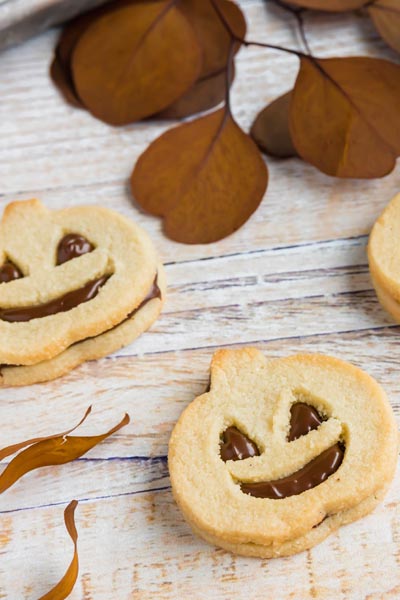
[0,1,399,598]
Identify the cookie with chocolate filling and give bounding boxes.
[368,192,400,323]
[169,349,398,557]
[0,199,164,384]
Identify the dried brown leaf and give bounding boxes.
[0,409,129,493]
[131,108,268,244]
[38,500,79,600]
[50,56,83,108]
[368,0,400,54]
[52,0,244,119]
[157,0,245,120]
[289,56,400,178]
[50,1,123,108]
[287,0,367,10]
[157,63,235,119]
[251,91,297,158]
[71,0,203,125]
[178,0,246,77]
[56,11,98,69]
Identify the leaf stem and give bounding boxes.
[295,11,312,54]
[209,0,307,58]
[269,0,312,54]
[225,38,235,117]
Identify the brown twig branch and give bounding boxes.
[225,38,236,116]
[209,0,308,58]
[269,0,312,55]
[295,10,312,54]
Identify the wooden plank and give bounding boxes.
[1,328,400,459]
[1,483,399,599]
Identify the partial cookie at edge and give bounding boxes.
[0,199,159,364]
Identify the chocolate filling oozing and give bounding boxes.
[220,403,344,499]
[125,276,161,319]
[0,261,23,283]
[64,275,161,347]
[0,276,109,323]
[57,233,94,265]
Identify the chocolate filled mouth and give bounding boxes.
[0,273,161,370]
[70,273,162,345]
[0,276,110,323]
[240,443,344,499]
[220,402,345,500]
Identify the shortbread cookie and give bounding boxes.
[368,192,400,321]
[169,349,398,557]
[0,199,160,365]
[370,272,400,324]
[0,266,165,386]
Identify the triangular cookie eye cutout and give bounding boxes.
[0,261,23,283]
[288,402,323,442]
[220,426,260,462]
[57,233,94,265]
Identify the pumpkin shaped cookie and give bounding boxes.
[368,192,400,323]
[0,199,164,385]
[169,349,398,557]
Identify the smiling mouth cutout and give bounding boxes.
[220,402,345,499]
[0,233,110,323]
[0,276,109,322]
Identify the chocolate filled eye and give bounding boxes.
[0,261,23,283]
[57,233,94,265]
[220,426,260,462]
[288,402,324,442]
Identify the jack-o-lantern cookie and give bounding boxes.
[169,349,398,558]
[368,192,400,323]
[0,199,165,385]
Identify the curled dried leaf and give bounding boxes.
[0,406,92,461]
[251,91,297,158]
[287,0,367,10]
[72,0,203,125]
[290,56,400,178]
[157,63,235,119]
[131,108,268,244]
[368,0,400,54]
[0,408,129,493]
[38,500,79,600]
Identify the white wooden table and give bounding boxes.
[0,2,399,598]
